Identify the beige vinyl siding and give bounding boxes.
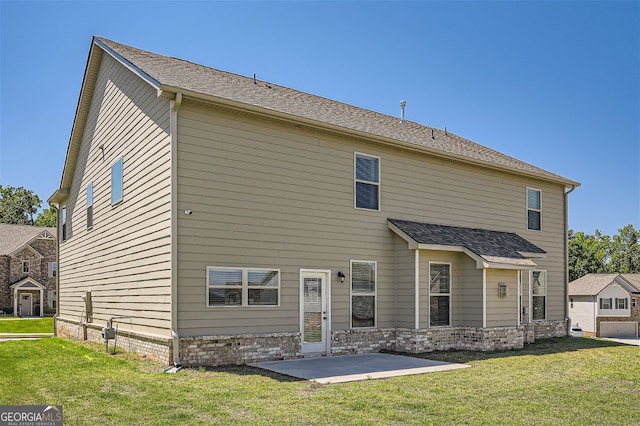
[485,269,519,327]
[459,254,483,326]
[176,101,568,336]
[393,235,415,328]
[58,53,172,337]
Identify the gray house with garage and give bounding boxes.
[49,36,579,366]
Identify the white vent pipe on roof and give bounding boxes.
[400,100,407,124]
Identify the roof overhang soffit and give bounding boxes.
[388,221,539,271]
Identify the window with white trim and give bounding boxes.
[207,267,279,307]
[430,263,451,326]
[111,158,123,205]
[351,260,376,327]
[22,260,30,274]
[61,205,67,241]
[599,298,612,310]
[532,270,546,320]
[87,182,93,229]
[527,188,542,231]
[48,262,57,278]
[354,153,380,210]
[615,298,628,310]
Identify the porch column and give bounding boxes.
[40,289,44,317]
[13,291,17,317]
[482,268,487,328]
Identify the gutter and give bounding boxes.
[564,185,578,334]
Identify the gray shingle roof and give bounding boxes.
[388,219,545,263]
[569,274,640,295]
[95,37,578,187]
[0,223,56,255]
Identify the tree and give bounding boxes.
[34,205,57,227]
[607,224,640,274]
[0,185,42,225]
[568,229,609,281]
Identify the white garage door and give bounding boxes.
[600,322,638,338]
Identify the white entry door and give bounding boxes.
[300,270,330,354]
[20,294,32,317]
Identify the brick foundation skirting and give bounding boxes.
[56,317,568,367]
[55,317,172,364]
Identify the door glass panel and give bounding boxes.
[303,278,322,343]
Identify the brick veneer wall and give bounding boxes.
[0,257,10,313]
[56,317,172,363]
[56,317,568,367]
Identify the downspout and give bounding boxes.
[564,185,577,335]
[170,92,182,366]
[414,250,420,329]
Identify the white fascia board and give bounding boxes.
[94,38,162,95]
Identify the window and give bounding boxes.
[570,298,574,309]
[111,158,123,205]
[351,260,376,328]
[61,205,67,241]
[430,263,451,326]
[531,270,546,320]
[527,188,541,231]
[87,182,93,229]
[355,153,380,210]
[599,298,612,310]
[22,260,30,274]
[48,262,57,278]
[633,298,637,308]
[615,298,628,310]
[207,267,279,306]
[48,290,57,309]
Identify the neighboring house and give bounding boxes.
[48,36,579,366]
[0,223,57,317]
[569,274,640,338]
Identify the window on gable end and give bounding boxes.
[87,182,93,229]
[111,158,123,205]
[22,260,30,274]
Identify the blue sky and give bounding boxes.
[1,1,638,235]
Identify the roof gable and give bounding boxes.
[0,224,57,256]
[51,36,578,203]
[569,273,640,296]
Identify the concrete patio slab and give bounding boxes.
[249,353,469,384]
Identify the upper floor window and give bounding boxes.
[87,182,94,229]
[22,260,30,274]
[599,298,612,310]
[61,205,67,241]
[615,298,628,310]
[111,158,123,205]
[48,262,57,278]
[527,188,541,231]
[355,153,380,210]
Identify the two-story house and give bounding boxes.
[49,37,579,366]
[0,223,57,316]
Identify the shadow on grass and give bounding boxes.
[388,337,626,364]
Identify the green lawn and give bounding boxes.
[0,337,638,425]
[0,317,54,333]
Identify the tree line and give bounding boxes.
[569,224,640,281]
[2,184,638,280]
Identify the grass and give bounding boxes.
[0,337,638,425]
[0,317,54,333]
